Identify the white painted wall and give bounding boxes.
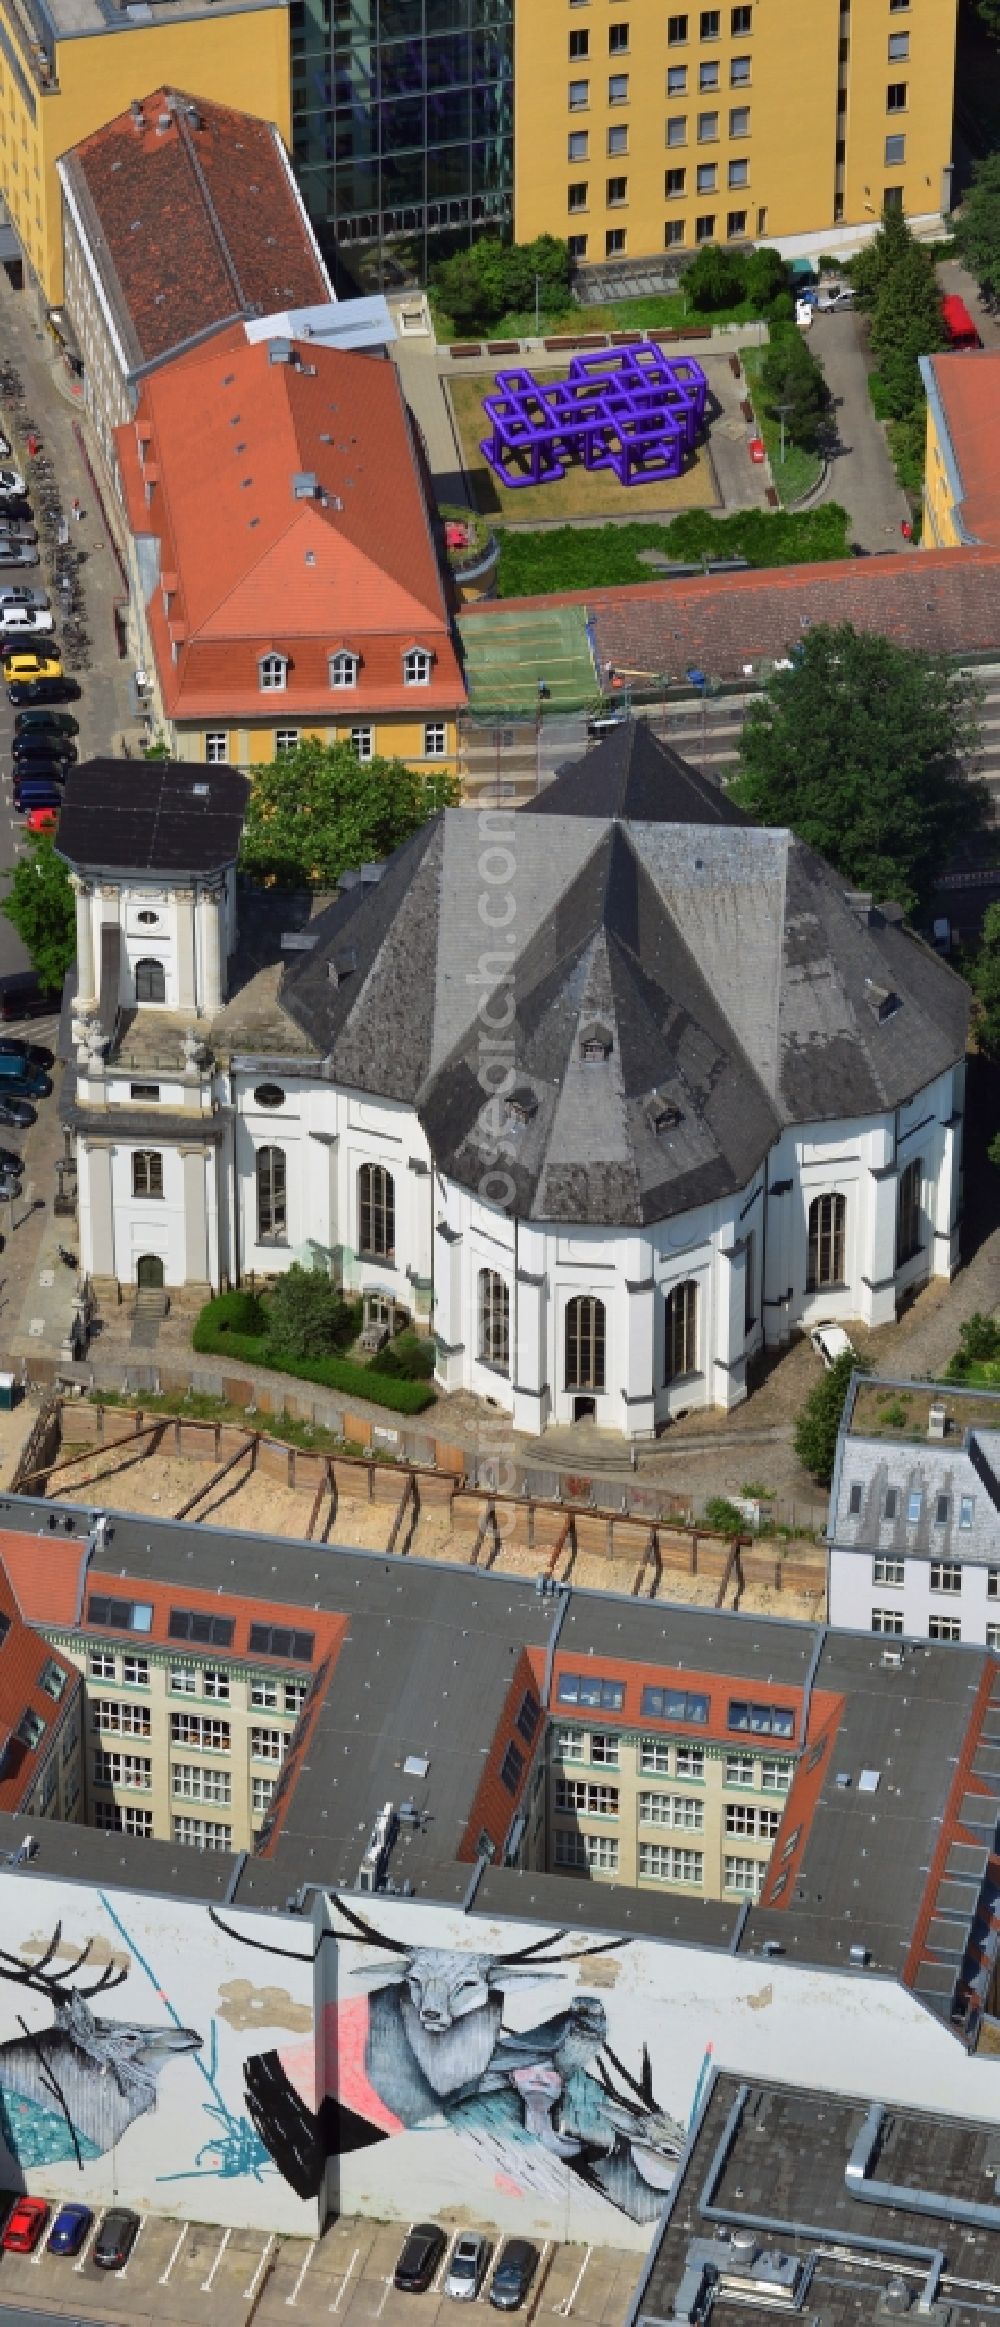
[0,1871,318,2233]
[1,1873,999,2245]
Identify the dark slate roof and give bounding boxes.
[529,719,752,824]
[280,745,971,1227]
[56,760,249,876]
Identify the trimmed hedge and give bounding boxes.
[495,504,851,599]
[192,1303,437,1415]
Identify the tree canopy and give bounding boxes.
[759,326,830,447]
[431,235,572,332]
[238,738,458,889]
[728,623,984,916]
[2,831,75,993]
[967,900,1000,1057]
[954,152,1000,306]
[794,1350,864,1485]
[869,243,946,418]
[850,203,914,309]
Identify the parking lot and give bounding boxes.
[0,2207,643,2327]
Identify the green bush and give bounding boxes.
[266,1264,359,1358]
[377,1331,437,1380]
[951,1312,1000,1370]
[683,242,749,311]
[703,1496,746,1535]
[192,1300,436,1414]
[496,503,851,599]
[880,1401,908,1428]
[203,1287,267,1336]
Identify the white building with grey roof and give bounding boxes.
[60,726,970,1441]
[828,1374,1000,1647]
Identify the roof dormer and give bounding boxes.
[259,650,288,693]
[403,644,434,686]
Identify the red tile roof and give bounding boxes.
[462,547,1000,685]
[61,90,330,375]
[0,1558,79,1814]
[0,1527,86,1627]
[116,327,465,722]
[924,351,1000,547]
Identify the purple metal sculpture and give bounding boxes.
[479,342,708,490]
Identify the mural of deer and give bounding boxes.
[0,1924,201,2171]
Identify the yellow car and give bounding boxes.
[2,650,62,682]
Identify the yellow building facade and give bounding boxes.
[514,0,958,266]
[919,349,1000,551]
[0,0,291,305]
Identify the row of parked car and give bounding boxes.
[4,646,80,823]
[0,450,42,569]
[2,2194,139,2268]
[395,2227,538,2308]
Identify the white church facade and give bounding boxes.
[59,732,970,1441]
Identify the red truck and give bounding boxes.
[940,293,982,349]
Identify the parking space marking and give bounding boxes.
[331,2243,361,2311]
[244,2232,276,2302]
[433,2235,458,2295]
[375,2275,395,2316]
[118,2213,147,2279]
[72,2215,100,2274]
[555,2247,592,2317]
[159,2221,189,2285]
[285,2237,317,2307]
[201,2224,231,2292]
[526,2241,554,2327]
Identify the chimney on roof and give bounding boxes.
[186,102,202,127]
[269,339,294,366]
[130,98,144,132]
[156,110,172,134]
[292,472,319,500]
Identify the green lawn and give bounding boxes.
[741,345,824,505]
[431,292,761,343]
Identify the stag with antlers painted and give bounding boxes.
[215,1896,684,2222]
[0,1924,201,2172]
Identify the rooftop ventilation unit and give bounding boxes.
[505,1086,538,1125]
[928,1401,947,1441]
[881,1644,904,1669]
[156,110,172,134]
[269,340,293,366]
[357,1799,398,1893]
[879,2280,913,2317]
[292,471,319,499]
[849,1943,870,1966]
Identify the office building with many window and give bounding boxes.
[0,1478,998,2252]
[828,1374,1000,1649]
[513,0,958,273]
[61,722,968,1426]
[291,0,513,289]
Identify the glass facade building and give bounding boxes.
[291,0,513,289]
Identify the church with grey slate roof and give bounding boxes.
[62,727,970,1439]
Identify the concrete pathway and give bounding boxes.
[808,309,913,549]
